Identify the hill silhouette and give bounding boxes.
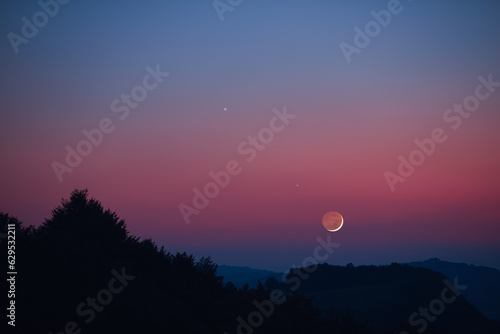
[265,263,500,333]
[407,258,500,321]
[1,189,498,333]
[219,259,500,324]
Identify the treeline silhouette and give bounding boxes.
[0,189,373,334]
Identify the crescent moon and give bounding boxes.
[322,211,344,232]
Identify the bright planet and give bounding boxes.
[322,211,343,232]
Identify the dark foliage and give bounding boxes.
[0,190,373,333]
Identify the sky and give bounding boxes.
[1,0,499,271]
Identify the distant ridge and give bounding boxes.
[217,265,280,288]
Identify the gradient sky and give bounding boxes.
[1,0,500,271]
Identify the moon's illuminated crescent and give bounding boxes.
[322,211,343,232]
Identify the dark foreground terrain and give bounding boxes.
[1,190,498,333]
